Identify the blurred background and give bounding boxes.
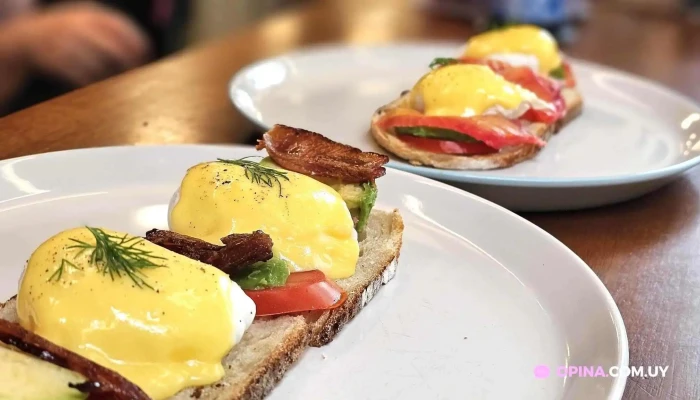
[0,0,697,117]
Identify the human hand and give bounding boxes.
[15,2,151,86]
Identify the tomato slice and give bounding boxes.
[244,270,347,317]
[562,60,576,88]
[378,114,545,149]
[398,135,497,155]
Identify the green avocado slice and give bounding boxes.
[232,257,290,290]
[550,65,565,79]
[394,126,478,143]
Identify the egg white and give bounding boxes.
[486,53,541,73]
[226,277,256,345]
[167,187,255,345]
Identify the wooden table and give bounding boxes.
[1,1,698,398]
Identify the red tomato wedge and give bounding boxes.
[398,136,497,155]
[378,114,545,149]
[244,270,347,317]
[458,57,566,123]
[562,60,576,88]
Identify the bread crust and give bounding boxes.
[370,87,583,170]
[308,209,403,347]
[0,210,404,400]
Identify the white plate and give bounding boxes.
[229,43,700,211]
[0,145,627,399]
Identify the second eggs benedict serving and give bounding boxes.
[371,63,557,170]
[429,24,582,127]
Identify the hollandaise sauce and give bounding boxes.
[410,64,540,117]
[462,25,562,74]
[169,161,359,280]
[17,227,254,399]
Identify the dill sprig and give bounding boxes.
[47,259,81,283]
[48,227,165,289]
[217,157,289,196]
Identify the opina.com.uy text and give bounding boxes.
[533,365,669,379]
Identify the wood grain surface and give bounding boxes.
[1,1,699,399]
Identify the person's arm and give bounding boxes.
[0,0,36,21]
[0,3,151,112]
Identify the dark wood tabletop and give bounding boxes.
[1,1,698,398]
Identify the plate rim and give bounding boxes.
[228,42,700,188]
[0,144,629,399]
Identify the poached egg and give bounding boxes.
[409,64,554,119]
[461,25,563,74]
[168,161,359,280]
[16,227,255,399]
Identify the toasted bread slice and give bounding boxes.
[0,209,404,400]
[370,87,583,170]
[557,87,583,131]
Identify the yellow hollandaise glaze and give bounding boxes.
[462,25,562,74]
[17,227,243,400]
[169,161,359,280]
[410,64,539,117]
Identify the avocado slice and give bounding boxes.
[233,257,290,290]
[550,64,565,79]
[329,182,377,232]
[394,126,478,143]
[0,344,87,400]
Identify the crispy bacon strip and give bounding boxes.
[145,229,273,274]
[0,319,150,400]
[256,124,389,183]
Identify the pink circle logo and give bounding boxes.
[534,365,550,378]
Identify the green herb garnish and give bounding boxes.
[487,20,517,31]
[47,259,81,283]
[429,57,459,69]
[48,227,165,289]
[217,157,289,196]
[549,65,565,79]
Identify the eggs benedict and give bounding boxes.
[16,227,255,399]
[169,159,360,280]
[370,63,557,170]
